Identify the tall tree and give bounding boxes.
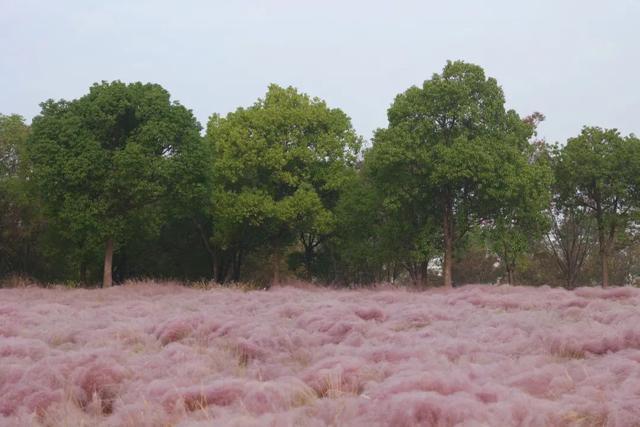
[376,60,539,287]
[27,81,203,287]
[556,127,640,287]
[206,84,360,284]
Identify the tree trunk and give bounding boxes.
[601,248,609,288]
[304,245,314,280]
[103,238,114,288]
[212,257,218,283]
[598,226,609,288]
[193,219,217,281]
[423,263,429,288]
[567,268,576,289]
[272,250,280,286]
[506,265,514,286]
[80,261,87,285]
[442,200,453,288]
[413,271,427,288]
[216,253,230,284]
[22,242,30,274]
[409,261,429,288]
[232,249,243,282]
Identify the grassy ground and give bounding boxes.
[1,280,640,426]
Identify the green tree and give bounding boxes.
[206,84,361,284]
[0,114,39,278]
[329,167,426,286]
[364,128,441,287]
[0,114,29,178]
[556,127,640,287]
[483,113,552,285]
[27,81,203,287]
[376,60,540,287]
[543,202,594,288]
[330,171,387,284]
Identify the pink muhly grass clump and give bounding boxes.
[1,282,640,425]
[176,379,246,411]
[154,317,199,345]
[354,306,386,322]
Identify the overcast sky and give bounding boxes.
[1,0,638,144]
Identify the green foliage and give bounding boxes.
[0,114,45,278]
[2,66,638,289]
[0,114,29,178]
[557,127,639,220]
[0,114,25,268]
[556,127,640,286]
[452,229,501,285]
[206,84,361,282]
[359,133,440,286]
[371,61,550,285]
[27,81,204,285]
[329,170,390,284]
[482,116,553,284]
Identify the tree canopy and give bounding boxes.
[370,61,551,286]
[206,84,361,284]
[556,127,640,286]
[27,81,204,287]
[0,114,37,277]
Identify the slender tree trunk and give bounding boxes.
[103,237,114,288]
[413,272,426,288]
[232,249,243,282]
[272,249,280,286]
[594,203,610,288]
[304,245,314,280]
[193,219,217,281]
[409,261,429,288]
[212,256,218,283]
[22,242,30,274]
[80,261,87,285]
[216,253,230,284]
[423,261,429,288]
[331,251,338,283]
[598,226,609,288]
[600,246,609,288]
[408,266,418,287]
[442,199,453,288]
[506,265,514,286]
[566,251,575,289]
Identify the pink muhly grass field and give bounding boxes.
[1,282,640,426]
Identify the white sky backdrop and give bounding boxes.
[1,0,638,144]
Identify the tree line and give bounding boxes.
[1,61,639,288]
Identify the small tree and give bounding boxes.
[28,81,203,287]
[543,203,594,288]
[557,127,640,287]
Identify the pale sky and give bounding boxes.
[1,0,638,144]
